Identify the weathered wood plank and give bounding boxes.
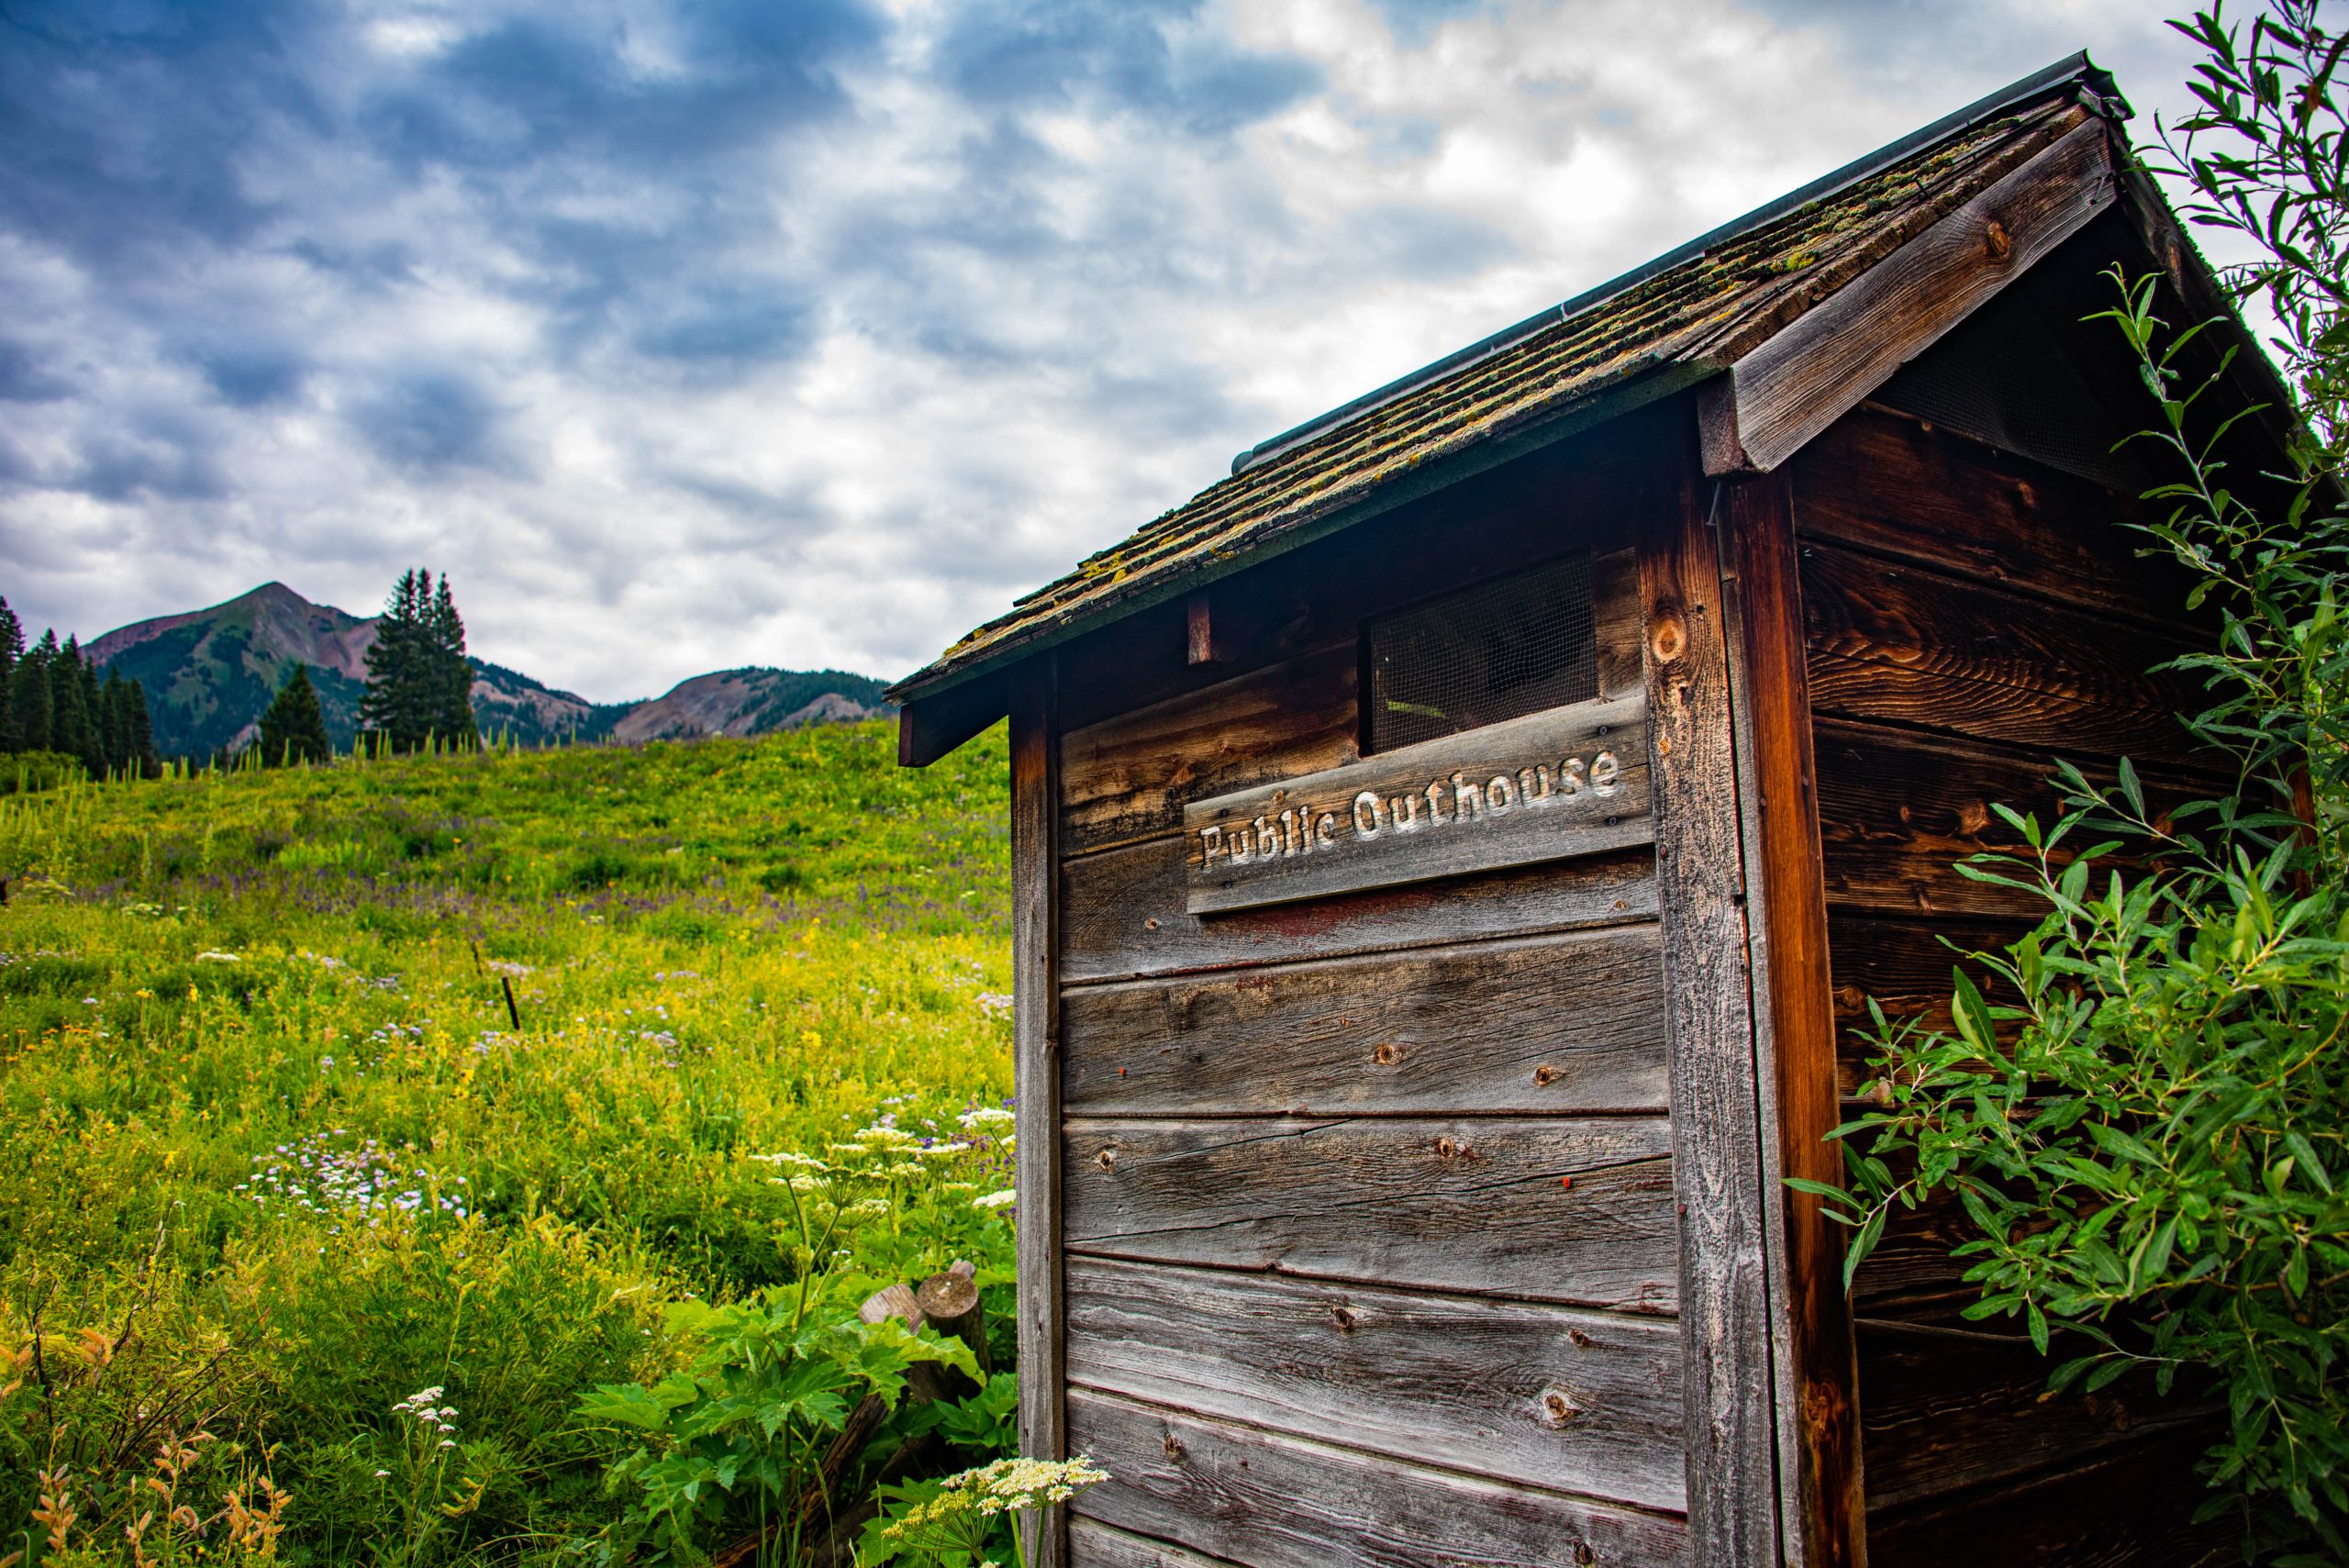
[1062,1116,1678,1311]
[1067,1518,1239,1568]
[1059,641,1360,861]
[1067,1391,1689,1568]
[1065,1256,1686,1512]
[1720,469,1864,1568]
[1856,1318,2214,1513]
[1707,117,2114,476]
[1010,661,1068,1567]
[1059,833,1657,986]
[1644,459,1777,1560]
[1800,540,2203,759]
[1850,1191,1994,1320]
[1790,405,2185,624]
[1061,925,1668,1118]
[1864,1429,2231,1568]
[1186,694,1653,914]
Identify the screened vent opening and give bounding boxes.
[1364,551,1597,753]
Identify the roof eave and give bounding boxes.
[884,354,1716,712]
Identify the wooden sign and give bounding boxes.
[1185,695,1652,914]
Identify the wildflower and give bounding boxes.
[750,1151,827,1170]
[959,1107,1015,1131]
[374,1469,391,1478]
[973,1190,1018,1210]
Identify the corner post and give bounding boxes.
[1642,441,1781,1563]
[1717,468,1865,1567]
[1009,657,1067,1566]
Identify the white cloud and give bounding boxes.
[0,0,2223,699]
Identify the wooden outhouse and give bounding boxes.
[885,55,2295,1568]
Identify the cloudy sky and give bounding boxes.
[0,0,2232,699]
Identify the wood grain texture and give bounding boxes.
[1061,925,1668,1118]
[1856,1319,2214,1512]
[1065,1257,1686,1511]
[1059,641,1360,861]
[1864,1429,2231,1568]
[1058,833,1657,986]
[1067,1518,1240,1568]
[1720,470,1865,1568]
[1812,717,2216,924]
[1790,405,2184,625]
[1067,1390,1689,1568]
[1716,117,2115,475]
[1062,1115,1678,1311]
[1642,463,1779,1562]
[1011,661,1068,1568]
[1800,540,2202,759]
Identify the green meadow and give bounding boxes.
[0,723,1021,1565]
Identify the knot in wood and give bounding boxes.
[1573,1543,1597,1566]
[1984,217,2012,261]
[1163,1435,1185,1461]
[1432,1135,1464,1162]
[1531,1063,1560,1087]
[1567,1329,1593,1349]
[1096,1147,1118,1173]
[1329,1304,1357,1332]
[1540,1387,1583,1428]
[1373,1041,1401,1067]
[1649,617,1686,664]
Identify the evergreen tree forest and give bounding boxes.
[358,568,476,753]
[0,594,159,779]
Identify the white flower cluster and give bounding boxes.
[395,1386,461,1451]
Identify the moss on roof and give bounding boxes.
[889,88,2097,705]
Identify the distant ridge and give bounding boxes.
[84,583,888,758]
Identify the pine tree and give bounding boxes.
[74,647,104,777]
[257,663,331,766]
[100,669,130,774]
[360,570,429,753]
[0,595,19,751]
[428,574,476,749]
[127,678,157,777]
[361,570,476,753]
[13,633,51,753]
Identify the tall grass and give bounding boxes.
[0,721,1015,1563]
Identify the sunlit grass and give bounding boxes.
[0,720,1014,1562]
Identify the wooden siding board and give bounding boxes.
[1720,469,1865,1567]
[1061,925,1668,1118]
[1800,539,2205,758]
[1059,834,1657,985]
[1790,404,2186,624]
[1012,662,1069,1567]
[1068,1518,1242,1568]
[1060,641,1360,860]
[1642,459,1780,1562]
[1064,1257,1686,1512]
[1067,1390,1689,1568]
[1061,1115,1679,1312]
[1855,1320,2215,1511]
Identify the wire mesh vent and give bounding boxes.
[1365,552,1597,753]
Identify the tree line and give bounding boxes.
[0,567,474,780]
[0,597,160,779]
[254,568,475,765]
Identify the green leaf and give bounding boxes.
[577,1383,679,1432]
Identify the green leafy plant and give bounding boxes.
[579,1280,978,1562]
[863,1456,1108,1568]
[1810,8,2349,1548]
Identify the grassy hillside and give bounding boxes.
[0,722,1017,1563]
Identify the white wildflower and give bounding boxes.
[973,1190,1018,1210]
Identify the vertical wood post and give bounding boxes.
[1642,452,1781,1563]
[1010,657,1067,1568]
[1719,471,1866,1567]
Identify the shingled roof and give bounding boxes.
[886,54,2129,708]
